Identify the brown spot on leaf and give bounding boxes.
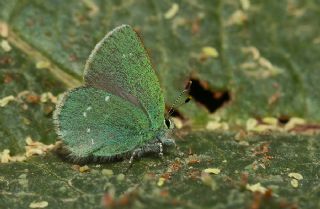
[3,73,13,84]
[191,17,200,35]
[268,92,281,105]
[25,94,40,104]
[0,56,12,64]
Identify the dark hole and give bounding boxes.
[278,116,290,125]
[189,79,230,113]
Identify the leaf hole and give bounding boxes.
[189,78,230,113]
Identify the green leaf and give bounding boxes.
[1,132,319,208]
[1,1,320,209]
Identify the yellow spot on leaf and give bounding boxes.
[240,0,251,10]
[29,201,48,208]
[25,136,61,157]
[226,10,248,26]
[246,183,267,194]
[203,168,221,174]
[1,40,11,52]
[0,149,10,163]
[101,169,114,177]
[288,172,303,180]
[172,117,183,129]
[116,173,125,181]
[164,3,179,19]
[79,165,90,173]
[246,118,258,131]
[290,179,299,188]
[262,117,278,125]
[40,92,57,104]
[0,21,9,38]
[202,46,219,58]
[82,0,99,17]
[284,117,305,131]
[0,95,15,107]
[0,149,26,163]
[206,121,229,131]
[36,60,50,69]
[201,172,217,190]
[157,177,166,187]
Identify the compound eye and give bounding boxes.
[164,119,174,129]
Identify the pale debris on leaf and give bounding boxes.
[116,173,125,181]
[290,179,299,188]
[25,136,60,157]
[288,172,303,180]
[101,169,114,177]
[246,118,280,132]
[246,118,258,131]
[241,46,260,60]
[9,155,27,162]
[240,0,251,10]
[284,117,306,131]
[246,183,267,194]
[171,117,183,129]
[0,149,10,163]
[201,46,219,58]
[40,92,57,104]
[201,172,217,190]
[164,3,179,19]
[79,165,90,173]
[262,117,278,125]
[226,10,248,26]
[82,0,99,17]
[1,40,11,52]
[36,60,50,69]
[203,168,221,175]
[29,201,48,208]
[242,46,260,60]
[0,149,26,163]
[157,177,166,187]
[206,121,229,131]
[0,21,8,37]
[0,95,15,107]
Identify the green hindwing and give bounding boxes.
[83,25,164,129]
[54,87,154,158]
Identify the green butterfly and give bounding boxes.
[53,25,176,163]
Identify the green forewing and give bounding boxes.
[55,87,154,157]
[83,25,164,130]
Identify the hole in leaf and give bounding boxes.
[189,78,230,113]
[278,115,290,125]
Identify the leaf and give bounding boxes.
[2,1,320,125]
[0,132,319,208]
[0,1,320,209]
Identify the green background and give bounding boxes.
[0,0,319,208]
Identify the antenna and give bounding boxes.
[165,80,192,120]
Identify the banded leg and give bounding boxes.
[158,142,163,157]
[129,148,143,164]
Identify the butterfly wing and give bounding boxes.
[83,25,164,130]
[53,87,154,158]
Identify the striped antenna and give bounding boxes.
[165,80,192,120]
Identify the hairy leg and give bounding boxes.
[128,142,164,164]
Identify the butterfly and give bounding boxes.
[53,25,177,163]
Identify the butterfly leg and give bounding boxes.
[158,142,163,158]
[129,148,143,164]
[159,138,176,147]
